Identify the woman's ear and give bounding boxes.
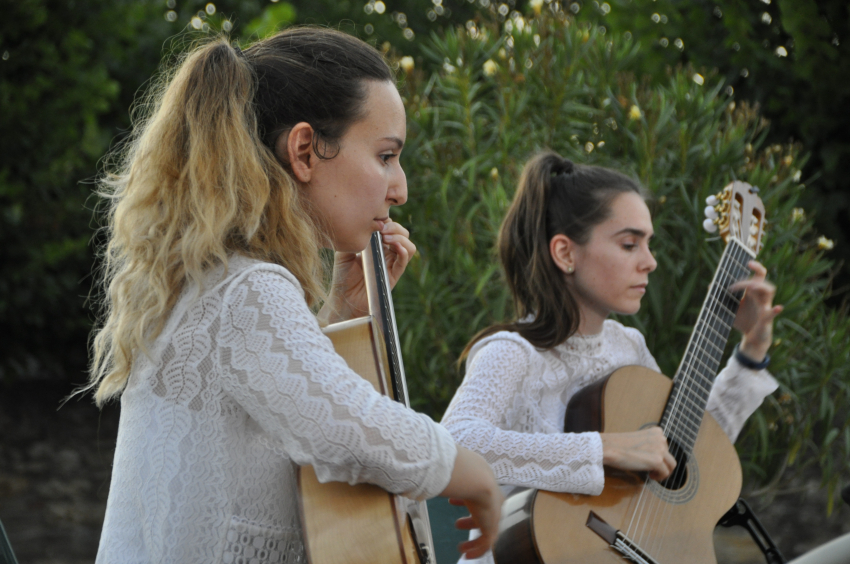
[550,234,577,274]
[276,122,315,183]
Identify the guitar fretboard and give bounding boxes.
[368,234,410,408]
[660,238,755,453]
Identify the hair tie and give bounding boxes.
[551,160,574,181]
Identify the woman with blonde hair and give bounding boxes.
[89,27,502,563]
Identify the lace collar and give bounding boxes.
[555,325,607,356]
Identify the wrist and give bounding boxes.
[600,433,618,467]
[734,343,770,370]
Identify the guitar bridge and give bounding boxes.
[586,511,661,564]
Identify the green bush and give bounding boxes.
[391,11,849,511]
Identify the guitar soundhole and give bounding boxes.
[659,438,689,491]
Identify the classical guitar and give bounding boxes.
[493,181,767,564]
[298,232,436,564]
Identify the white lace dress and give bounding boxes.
[441,322,777,564]
[96,256,457,564]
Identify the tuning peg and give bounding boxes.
[703,218,718,233]
[706,195,719,206]
[704,206,718,220]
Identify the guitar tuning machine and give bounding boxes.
[703,192,727,234]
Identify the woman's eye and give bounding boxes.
[380,153,397,164]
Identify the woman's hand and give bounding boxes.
[441,446,504,560]
[730,261,783,363]
[601,427,677,481]
[318,220,417,325]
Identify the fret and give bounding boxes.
[686,340,724,368]
[666,398,704,427]
[690,330,725,356]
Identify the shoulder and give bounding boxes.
[216,255,305,302]
[467,331,538,368]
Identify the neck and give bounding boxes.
[576,306,607,336]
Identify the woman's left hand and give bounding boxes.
[730,261,783,363]
[319,220,416,324]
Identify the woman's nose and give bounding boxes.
[388,168,407,206]
[644,247,658,272]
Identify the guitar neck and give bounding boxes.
[362,232,410,407]
[661,238,755,452]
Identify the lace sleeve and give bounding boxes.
[217,266,456,500]
[707,355,778,443]
[442,338,604,495]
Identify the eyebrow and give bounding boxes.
[613,227,654,238]
[381,136,405,150]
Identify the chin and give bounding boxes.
[333,235,373,254]
[618,302,643,316]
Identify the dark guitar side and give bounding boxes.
[493,365,742,564]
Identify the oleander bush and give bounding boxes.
[390,11,850,512]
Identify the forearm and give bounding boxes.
[445,417,605,494]
[707,357,778,442]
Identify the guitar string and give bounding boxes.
[644,242,750,558]
[623,243,737,548]
[626,241,750,558]
[643,242,749,558]
[633,242,743,558]
[651,242,751,559]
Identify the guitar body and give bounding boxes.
[298,233,435,564]
[494,366,742,564]
[297,317,422,564]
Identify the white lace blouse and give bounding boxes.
[96,256,457,564]
[442,322,777,564]
[442,321,778,495]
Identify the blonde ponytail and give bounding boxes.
[89,38,323,404]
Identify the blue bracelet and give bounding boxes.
[734,343,770,370]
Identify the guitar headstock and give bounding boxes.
[702,180,766,256]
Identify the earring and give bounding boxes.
[566,265,574,274]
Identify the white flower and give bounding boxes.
[483,59,498,76]
[399,56,414,73]
[530,0,544,14]
[817,236,835,251]
[628,105,642,120]
[791,208,805,223]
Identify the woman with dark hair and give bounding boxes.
[88,28,502,563]
[442,150,781,563]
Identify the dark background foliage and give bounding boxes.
[1,0,846,384]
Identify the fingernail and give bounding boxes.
[382,234,395,242]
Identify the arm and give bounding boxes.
[708,260,782,442]
[441,338,607,495]
[219,267,453,500]
[707,358,778,442]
